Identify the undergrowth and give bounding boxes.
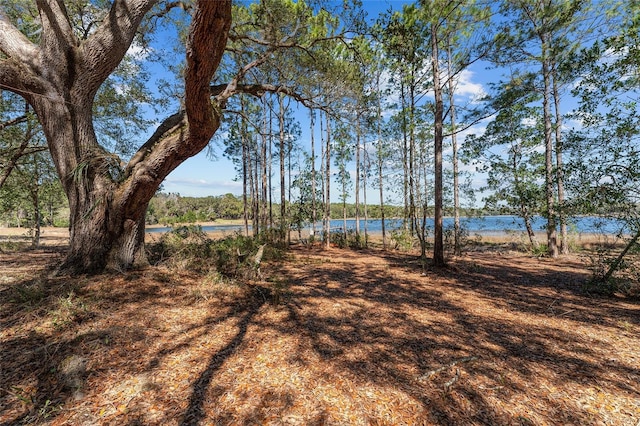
[585,250,640,297]
[146,225,285,280]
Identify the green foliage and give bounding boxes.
[11,281,46,305]
[584,234,640,297]
[463,99,545,226]
[147,225,214,272]
[390,228,415,252]
[329,228,366,250]
[0,96,67,231]
[147,192,244,225]
[147,226,282,280]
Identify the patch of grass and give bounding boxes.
[50,291,89,330]
[11,280,47,305]
[147,228,284,282]
[0,240,30,252]
[389,229,414,252]
[265,275,291,305]
[529,243,549,257]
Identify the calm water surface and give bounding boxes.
[147,215,627,235]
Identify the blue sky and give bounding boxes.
[158,1,423,201]
[142,1,500,204]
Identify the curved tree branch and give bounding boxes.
[211,83,329,110]
[119,0,232,219]
[0,11,39,63]
[184,0,231,143]
[0,114,28,131]
[80,0,157,94]
[0,11,43,98]
[0,59,47,102]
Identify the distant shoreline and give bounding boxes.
[0,215,628,247]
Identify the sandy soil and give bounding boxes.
[1,236,638,425]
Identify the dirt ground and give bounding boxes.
[1,233,639,425]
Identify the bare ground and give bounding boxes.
[1,240,639,425]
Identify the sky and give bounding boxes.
[146,1,495,204]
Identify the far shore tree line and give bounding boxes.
[146,192,485,227]
[0,0,639,275]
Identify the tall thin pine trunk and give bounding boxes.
[240,97,249,236]
[541,41,558,258]
[324,112,332,249]
[400,80,409,233]
[431,23,445,266]
[355,111,361,239]
[279,94,286,242]
[261,99,268,232]
[363,137,368,247]
[268,98,273,228]
[377,74,387,249]
[447,42,462,256]
[552,64,568,255]
[310,109,317,238]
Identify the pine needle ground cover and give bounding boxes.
[1,245,639,425]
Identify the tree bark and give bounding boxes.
[431,24,445,267]
[355,111,361,241]
[310,109,317,239]
[324,112,331,249]
[240,97,250,237]
[541,42,558,258]
[447,41,462,256]
[278,94,287,241]
[0,0,232,273]
[376,73,386,250]
[552,64,568,255]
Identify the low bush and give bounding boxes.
[147,226,282,280]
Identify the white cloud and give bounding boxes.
[453,69,487,101]
[163,178,243,197]
[126,42,151,61]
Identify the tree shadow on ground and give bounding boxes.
[2,246,639,425]
[265,247,640,424]
[0,247,261,425]
[178,288,265,426]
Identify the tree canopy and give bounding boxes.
[0,0,638,274]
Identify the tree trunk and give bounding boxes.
[447,42,461,256]
[408,79,417,238]
[29,179,41,248]
[268,102,273,229]
[552,65,568,255]
[431,24,445,267]
[241,98,250,237]
[249,148,259,237]
[324,112,331,249]
[278,94,287,242]
[342,195,347,241]
[523,211,538,249]
[377,75,386,249]
[355,113,361,240]
[400,80,410,234]
[310,109,317,238]
[541,41,558,258]
[602,228,640,283]
[1,0,233,273]
[362,137,368,248]
[261,99,269,232]
[514,149,539,250]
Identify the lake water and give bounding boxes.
[146,215,628,236]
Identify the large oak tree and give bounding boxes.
[0,0,233,273]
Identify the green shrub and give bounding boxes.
[390,229,414,251]
[147,227,281,280]
[147,225,213,271]
[329,229,367,250]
